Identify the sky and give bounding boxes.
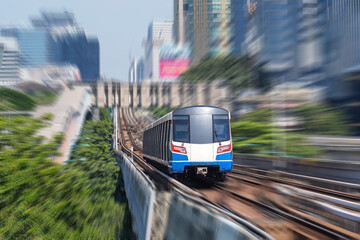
[0,0,173,81]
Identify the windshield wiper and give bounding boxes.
[182,124,190,146]
[214,125,222,146]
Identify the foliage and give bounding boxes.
[241,108,272,124]
[100,107,112,122]
[26,89,58,106]
[241,104,352,136]
[0,109,131,239]
[294,104,351,136]
[179,56,269,91]
[231,121,320,157]
[0,88,36,111]
[149,106,178,118]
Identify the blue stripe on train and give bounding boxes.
[172,153,189,161]
[169,161,232,173]
[216,151,232,160]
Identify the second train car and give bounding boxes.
[143,105,232,181]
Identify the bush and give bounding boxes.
[0,88,36,111]
[231,121,320,157]
[0,108,131,239]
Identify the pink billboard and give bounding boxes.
[159,58,191,79]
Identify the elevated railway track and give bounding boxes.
[118,107,360,240]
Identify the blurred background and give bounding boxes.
[1,0,360,239]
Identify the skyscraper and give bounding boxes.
[32,11,100,82]
[1,28,51,67]
[231,0,247,56]
[235,0,326,85]
[325,0,360,131]
[144,21,173,82]
[174,0,189,46]
[188,0,232,62]
[0,37,20,86]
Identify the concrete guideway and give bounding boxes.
[33,85,92,163]
[77,80,232,110]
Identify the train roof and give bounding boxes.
[172,105,229,115]
[144,105,230,131]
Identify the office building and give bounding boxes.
[174,0,189,46]
[187,0,232,62]
[0,37,20,86]
[231,0,247,56]
[55,35,100,82]
[1,28,51,67]
[144,21,173,82]
[32,11,100,82]
[31,11,76,28]
[325,0,360,131]
[235,0,326,85]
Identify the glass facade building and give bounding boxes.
[0,37,20,86]
[188,0,232,62]
[325,0,360,131]
[54,34,100,82]
[32,11,100,83]
[232,0,326,85]
[1,28,51,67]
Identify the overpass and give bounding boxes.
[83,80,232,110]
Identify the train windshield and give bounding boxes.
[173,115,190,143]
[213,115,230,142]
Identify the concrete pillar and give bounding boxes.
[182,83,191,107]
[163,84,170,106]
[209,80,231,110]
[114,83,119,107]
[169,83,181,108]
[158,83,164,107]
[141,82,151,109]
[97,82,105,108]
[107,82,113,107]
[195,82,207,105]
[120,83,130,107]
[117,83,121,107]
[207,82,216,107]
[91,85,97,106]
[133,84,139,108]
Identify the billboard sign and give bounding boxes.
[159,58,191,79]
[159,44,191,80]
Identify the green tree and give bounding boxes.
[231,121,320,157]
[0,88,36,111]
[26,89,58,105]
[0,108,131,239]
[294,104,351,136]
[179,56,268,91]
[241,108,272,124]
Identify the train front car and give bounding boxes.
[170,106,232,181]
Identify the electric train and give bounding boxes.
[143,105,232,181]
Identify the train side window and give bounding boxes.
[165,121,169,161]
[157,125,160,158]
[162,123,165,160]
[173,115,190,143]
[168,121,172,160]
[160,123,164,160]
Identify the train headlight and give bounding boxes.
[217,144,231,154]
[172,145,187,154]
